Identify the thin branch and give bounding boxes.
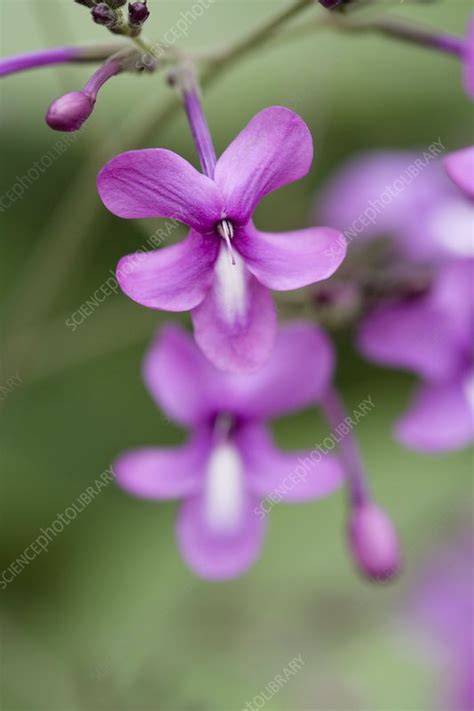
[271,12,465,57]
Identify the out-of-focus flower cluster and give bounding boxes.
[315,146,474,453]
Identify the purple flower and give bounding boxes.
[113,322,343,580]
[317,149,473,262]
[444,145,474,199]
[97,107,346,373]
[412,529,474,711]
[317,149,473,452]
[359,260,474,452]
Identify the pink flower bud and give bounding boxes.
[46,91,95,132]
[348,503,401,582]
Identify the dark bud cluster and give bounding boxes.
[74,0,149,35]
[128,2,150,28]
[91,3,116,26]
[318,0,355,9]
[74,0,126,6]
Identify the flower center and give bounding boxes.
[216,218,236,266]
[214,247,248,324]
[204,439,244,534]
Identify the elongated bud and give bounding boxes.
[46,91,94,131]
[348,503,401,582]
[46,56,121,132]
[74,0,95,7]
[320,387,401,584]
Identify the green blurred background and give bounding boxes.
[0,1,473,709]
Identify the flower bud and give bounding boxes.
[348,503,400,582]
[318,0,342,8]
[128,1,150,26]
[74,0,95,7]
[91,3,116,25]
[46,91,94,132]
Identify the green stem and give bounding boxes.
[346,16,465,56]
[73,42,130,62]
[273,12,465,57]
[205,0,314,66]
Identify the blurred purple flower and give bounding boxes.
[413,529,474,711]
[114,322,343,580]
[98,107,346,373]
[444,145,474,199]
[316,148,474,452]
[359,260,474,452]
[316,149,473,262]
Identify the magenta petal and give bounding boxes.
[236,224,346,290]
[116,231,219,311]
[358,298,463,381]
[144,322,334,424]
[396,379,474,452]
[114,433,211,499]
[444,146,474,199]
[431,262,474,351]
[218,321,335,419]
[236,423,344,501]
[97,148,224,231]
[143,324,219,426]
[214,107,313,224]
[176,493,266,580]
[191,253,277,374]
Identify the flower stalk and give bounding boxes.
[320,386,400,581]
[45,45,152,132]
[46,55,122,131]
[0,43,125,78]
[178,68,217,179]
[353,17,465,58]
[320,387,369,507]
